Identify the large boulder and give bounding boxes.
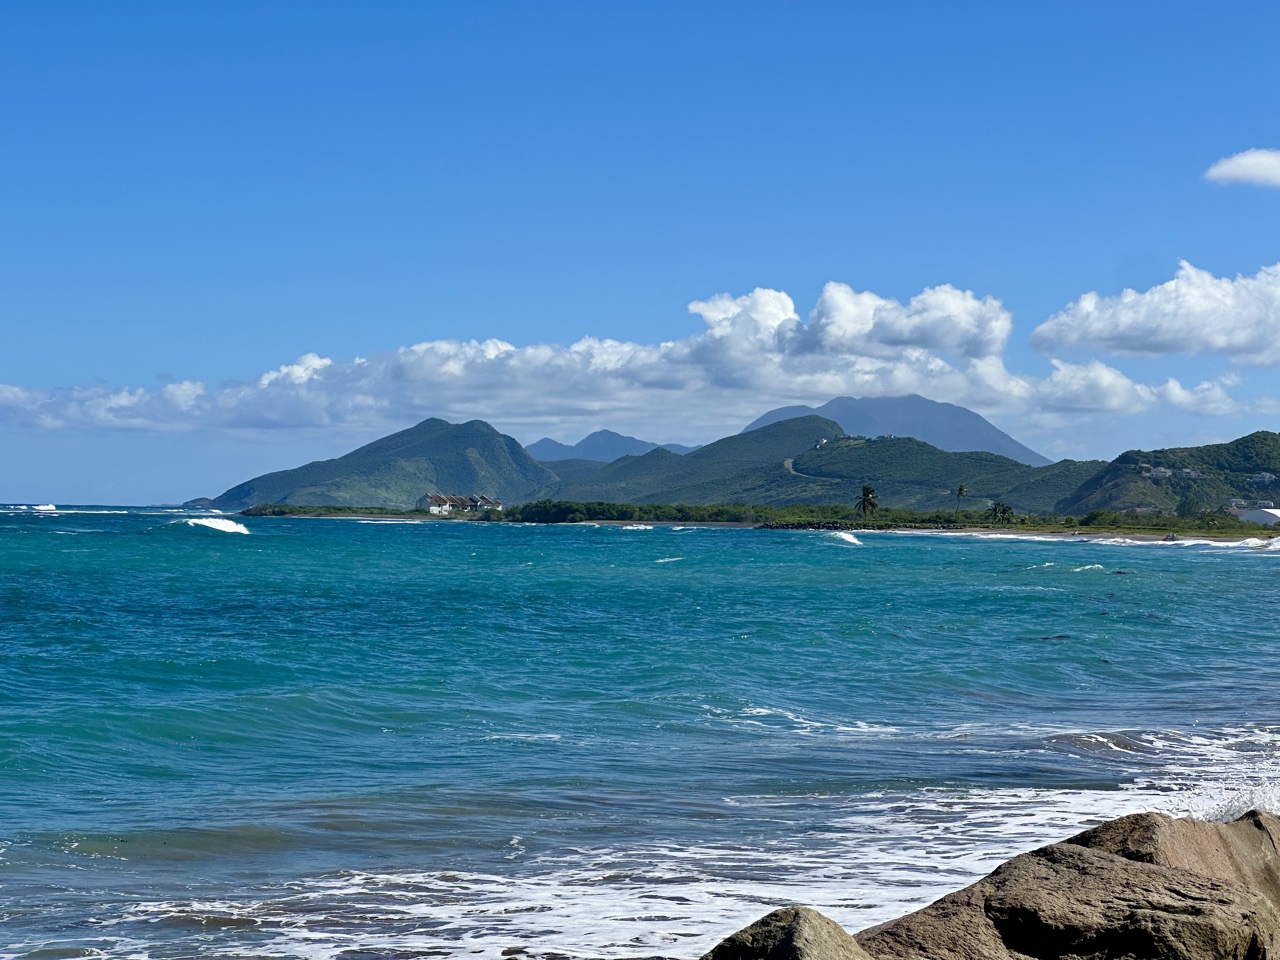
[701,811,1280,960]
[701,906,874,960]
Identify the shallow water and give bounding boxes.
[2,509,1278,958]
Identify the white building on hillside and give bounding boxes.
[1239,508,1280,526]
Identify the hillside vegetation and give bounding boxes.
[1057,431,1280,514]
[555,418,1103,513]
[789,437,1104,513]
[553,416,845,503]
[210,418,557,510]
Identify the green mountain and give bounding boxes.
[552,416,1099,512]
[209,418,558,510]
[743,394,1052,466]
[535,458,608,484]
[1055,431,1280,515]
[554,416,845,503]
[783,436,1103,513]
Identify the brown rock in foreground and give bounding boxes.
[701,810,1280,960]
[702,907,873,960]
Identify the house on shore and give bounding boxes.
[419,493,504,515]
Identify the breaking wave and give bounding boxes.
[180,518,251,535]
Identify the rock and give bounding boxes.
[1068,809,1280,899]
[701,811,1280,960]
[701,906,874,960]
[858,839,1276,959]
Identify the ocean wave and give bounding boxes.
[621,524,654,530]
[882,528,1280,553]
[655,557,685,563]
[179,518,251,535]
[37,725,1280,960]
[829,531,862,546]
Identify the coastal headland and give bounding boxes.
[703,809,1280,960]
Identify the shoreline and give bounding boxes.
[233,509,1277,542]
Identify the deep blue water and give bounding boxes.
[2,508,1279,959]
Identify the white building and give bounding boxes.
[1239,508,1280,526]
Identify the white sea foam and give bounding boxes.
[655,557,685,563]
[32,503,56,511]
[621,524,653,530]
[182,518,251,535]
[881,528,1280,554]
[41,508,129,515]
[829,531,862,546]
[61,725,1280,960]
[1071,564,1104,572]
[13,724,1280,960]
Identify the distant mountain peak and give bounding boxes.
[742,395,1050,466]
[526,430,700,462]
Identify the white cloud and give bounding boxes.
[1032,260,1280,364]
[1205,148,1280,188]
[1036,359,1156,413]
[1157,377,1238,416]
[805,281,1012,359]
[0,279,1245,444]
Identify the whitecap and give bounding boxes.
[182,518,250,535]
[32,504,56,511]
[829,531,862,546]
[621,524,653,530]
[1071,564,1104,572]
[655,557,685,563]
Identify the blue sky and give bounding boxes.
[3,1,1279,503]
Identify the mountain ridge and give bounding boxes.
[208,418,558,511]
[1056,431,1280,514]
[526,429,700,461]
[743,395,1051,466]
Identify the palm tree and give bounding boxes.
[985,501,1014,525]
[954,483,968,519]
[856,485,879,518]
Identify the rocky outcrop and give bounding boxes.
[701,810,1280,960]
[702,907,873,960]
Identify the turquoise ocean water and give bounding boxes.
[2,507,1279,959]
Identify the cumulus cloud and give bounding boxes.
[1036,359,1156,413]
[0,283,1039,437]
[806,282,1012,359]
[0,278,1247,442]
[1205,148,1280,188]
[1158,377,1239,416]
[1032,261,1280,364]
